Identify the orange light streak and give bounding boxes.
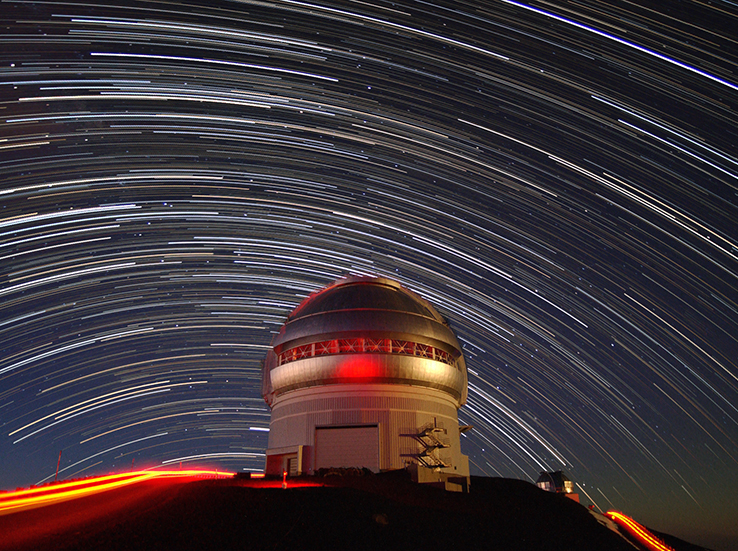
[606,511,674,551]
[0,469,233,514]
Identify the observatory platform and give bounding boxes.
[261,276,470,491]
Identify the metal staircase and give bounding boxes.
[413,420,450,470]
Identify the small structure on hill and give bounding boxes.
[261,276,470,491]
[536,470,580,502]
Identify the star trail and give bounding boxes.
[1,1,737,548]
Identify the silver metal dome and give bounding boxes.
[262,276,468,406]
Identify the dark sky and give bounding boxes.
[1,1,737,549]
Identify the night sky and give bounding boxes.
[1,1,737,548]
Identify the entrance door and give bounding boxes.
[287,456,298,476]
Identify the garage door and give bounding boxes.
[314,425,379,472]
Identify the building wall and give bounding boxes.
[265,383,468,479]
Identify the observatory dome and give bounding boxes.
[262,276,467,406]
[262,276,471,487]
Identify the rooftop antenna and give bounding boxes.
[54,450,62,482]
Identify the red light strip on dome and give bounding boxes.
[278,338,456,367]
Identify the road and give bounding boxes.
[606,511,675,551]
[0,470,230,551]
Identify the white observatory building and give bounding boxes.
[261,276,470,491]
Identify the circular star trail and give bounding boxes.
[1,1,737,548]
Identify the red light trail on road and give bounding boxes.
[0,469,233,515]
[606,511,674,551]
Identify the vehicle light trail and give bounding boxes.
[606,511,674,551]
[0,469,233,515]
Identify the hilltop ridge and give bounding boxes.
[1,471,713,551]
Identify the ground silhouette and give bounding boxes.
[1,471,712,551]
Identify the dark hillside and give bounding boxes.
[3,472,707,551]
